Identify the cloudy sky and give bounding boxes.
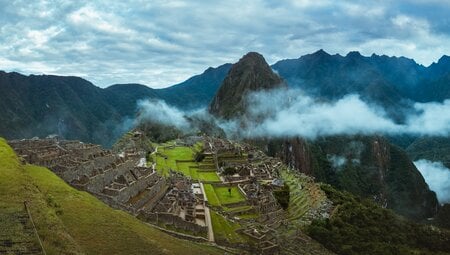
[0,0,449,88]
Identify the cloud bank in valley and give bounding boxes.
[136,99,191,129]
[414,159,450,203]
[135,88,450,140]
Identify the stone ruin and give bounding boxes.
[9,137,211,239]
[139,171,208,236]
[8,137,167,215]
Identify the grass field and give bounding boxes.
[152,143,221,182]
[214,186,246,205]
[204,184,221,206]
[0,138,222,255]
[210,211,245,244]
[198,172,221,182]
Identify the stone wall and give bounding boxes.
[142,212,207,235]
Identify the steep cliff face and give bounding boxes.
[209,52,285,119]
[275,135,439,220]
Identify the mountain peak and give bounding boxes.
[241,51,265,60]
[209,52,285,119]
[438,55,450,65]
[313,49,330,56]
[346,51,362,58]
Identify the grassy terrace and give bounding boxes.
[151,143,221,183]
[203,184,246,207]
[214,187,246,205]
[0,138,221,255]
[210,211,245,244]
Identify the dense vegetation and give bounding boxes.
[273,183,290,209]
[308,184,450,255]
[284,136,438,221]
[435,204,450,229]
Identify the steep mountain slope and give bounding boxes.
[104,83,159,116]
[309,184,450,255]
[278,136,438,220]
[0,72,124,146]
[406,136,450,168]
[0,137,222,254]
[209,52,285,119]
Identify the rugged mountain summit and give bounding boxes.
[209,52,285,119]
[272,50,450,118]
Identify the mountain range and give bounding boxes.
[1,50,449,147]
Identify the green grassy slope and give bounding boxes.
[0,138,221,255]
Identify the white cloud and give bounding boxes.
[136,99,190,129]
[406,101,450,136]
[414,159,450,203]
[219,89,450,139]
[238,90,402,139]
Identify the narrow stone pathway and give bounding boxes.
[204,205,215,242]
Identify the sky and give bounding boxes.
[0,0,449,88]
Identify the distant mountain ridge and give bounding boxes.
[0,50,449,146]
[0,63,230,146]
[272,50,450,105]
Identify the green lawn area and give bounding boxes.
[214,186,246,205]
[152,143,221,183]
[210,211,245,244]
[198,172,220,182]
[204,184,221,206]
[163,146,194,160]
[0,138,222,255]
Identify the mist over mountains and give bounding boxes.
[1,49,449,146]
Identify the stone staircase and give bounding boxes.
[0,207,42,255]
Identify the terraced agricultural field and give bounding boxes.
[209,211,245,244]
[151,143,220,182]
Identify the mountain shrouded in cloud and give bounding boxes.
[209,52,285,119]
[1,50,450,146]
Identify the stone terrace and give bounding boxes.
[9,137,167,216]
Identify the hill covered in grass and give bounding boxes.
[0,138,222,255]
